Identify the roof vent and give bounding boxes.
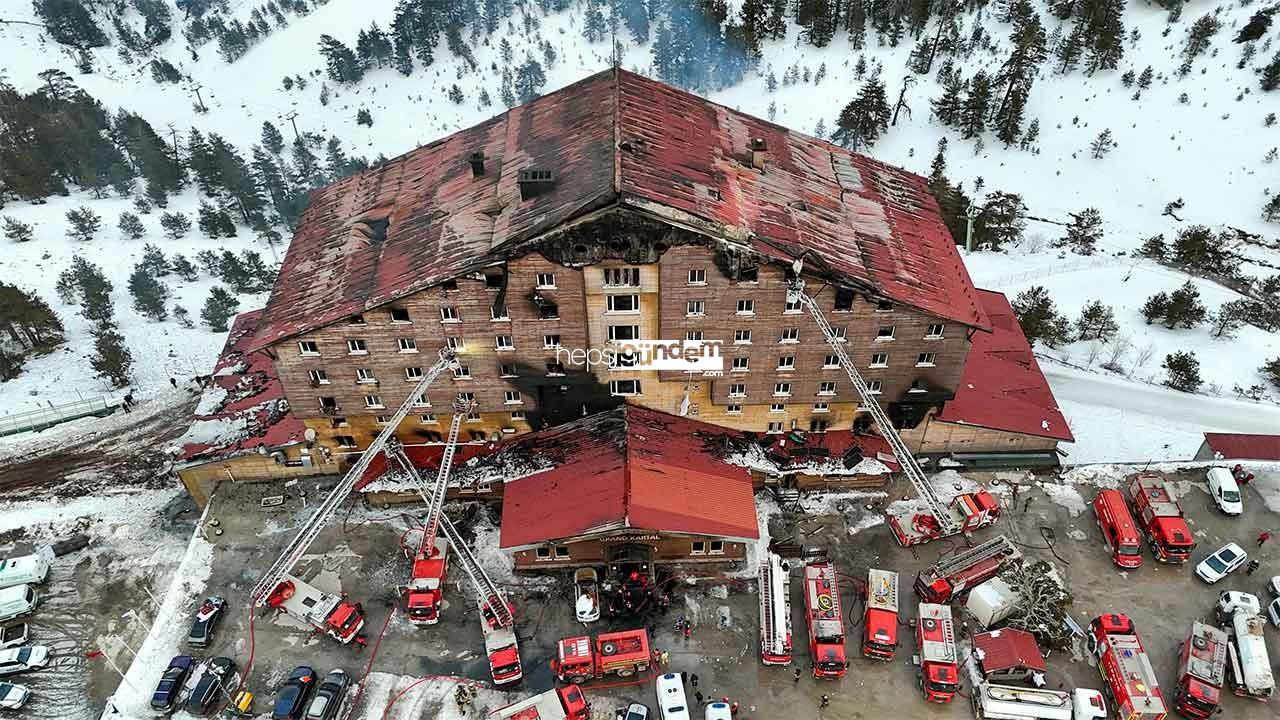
[749,137,768,170]
[468,151,485,177]
[517,168,555,200]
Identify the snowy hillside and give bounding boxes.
[2,0,1279,458]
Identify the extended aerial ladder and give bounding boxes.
[786,269,1000,546]
[249,348,460,643]
[758,552,793,665]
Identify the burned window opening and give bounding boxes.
[834,288,855,311]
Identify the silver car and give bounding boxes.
[0,647,48,677]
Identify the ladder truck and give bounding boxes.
[802,559,848,679]
[786,272,1000,547]
[381,401,523,685]
[249,348,462,645]
[914,534,1021,603]
[758,552,793,665]
[1172,621,1228,719]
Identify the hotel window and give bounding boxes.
[511,410,526,420]
[728,383,746,397]
[726,404,742,414]
[870,352,889,368]
[535,547,551,560]
[740,267,758,282]
[307,369,328,385]
[709,540,724,554]
[773,382,792,397]
[485,273,503,289]
[375,415,391,425]
[926,324,946,339]
[818,381,837,396]
[500,363,517,377]
[876,326,895,341]
[834,288,855,311]
[876,300,894,312]
[405,366,423,380]
[686,300,705,316]
[607,294,640,313]
[832,327,847,342]
[535,272,556,288]
[335,435,358,448]
[736,299,755,315]
[440,306,460,322]
[603,267,640,287]
[769,403,785,413]
[777,356,795,371]
[734,329,751,344]
[453,364,471,379]
[495,334,514,351]
[608,325,640,342]
[543,334,561,349]
[390,308,411,323]
[348,314,366,325]
[686,330,704,341]
[917,352,937,367]
[784,297,802,314]
[688,268,706,284]
[364,395,385,409]
[356,368,376,383]
[909,379,928,393]
[809,418,830,433]
[732,357,749,372]
[555,546,570,559]
[546,361,566,376]
[609,379,642,396]
[299,340,320,355]
[490,305,510,321]
[767,421,783,434]
[412,393,429,407]
[399,337,419,352]
[346,338,367,354]
[813,402,830,413]
[823,354,839,369]
[504,390,522,405]
[420,413,437,423]
[780,328,799,343]
[868,379,883,394]
[691,541,706,555]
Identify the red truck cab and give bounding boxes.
[487,685,590,720]
[916,603,959,703]
[862,569,899,661]
[552,629,651,684]
[1092,489,1143,568]
[1173,621,1228,719]
[1128,473,1195,563]
[803,560,848,678]
[1087,613,1167,720]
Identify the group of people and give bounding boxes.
[452,683,477,714]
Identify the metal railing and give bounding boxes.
[0,395,119,437]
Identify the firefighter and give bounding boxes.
[820,694,830,708]
[793,667,801,682]
[1246,559,1261,576]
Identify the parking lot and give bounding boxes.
[123,464,1278,720]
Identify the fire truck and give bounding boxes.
[1225,610,1275,701]
[1086,614,1166,720]
[862,568,899,661]
[552,629,651,684]
[263,577,364,644]
[914,535,1021,604]
[758,553,793,665]
[1127,474,1196,563]
[915,603,959,703]
[487,685,590,720]
[803,560,848,679]
[1172,621,1228,719]
[786,272,1000,548]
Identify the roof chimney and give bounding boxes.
[749,137,768,170]
[468,151,485,177]
[517,168,556,200]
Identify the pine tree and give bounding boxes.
[139,243,169,276]
[1056,23,1086,73]
[318,34,364,84]
[170,254,198,282]
[3,217,34,243]
[65,206,102,242]
[931,71,965,127]
[34,0,109,48]
[584,2,607,42]
[1182,14,1219,64]
[261,121,285,155]
[515,56,547,104]
[1141,292,1169,324]
[1019,118,1040,150]
[960,71,992,138]
[133,197,153,215]
[974,192,1028,250]
[1261,51,1280,92]
[1162,351,1202,392]
[1164,281,1207,329]
[1089,129,1115,158]
[195,250,221,275]
[831,78,891,149]
[71,256,115,327]
[1057,208,1103,255]
[994,10,1047,146]
[201,285,241,331]
[118,212,145,240]
[1260,357,1280,390]
[160,211,192,240]
[1012,285,1071,347]
[1265,193,1280,223]
[197,202,225,238]
[448,84,465,104]
[128,265,170,321]
[1076,300,1118,341]
[90,324,133,387]
[1210,299,1252,339]
[218,251,253,292]
[356,108,373,127]
[623,0,651,43]
[173,305,194,328]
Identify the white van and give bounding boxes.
[1206,467,1243,515]
[0,548,53,591]
[654,673,691,720]
[704,702,732,720]
[0,586,38,624]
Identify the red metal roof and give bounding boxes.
[1202,433,1280,461]
[935,290,1073,442]
[176,309,308,464]
[249,69,986,351]
[497,405,759,548]
[973,628,1046,675]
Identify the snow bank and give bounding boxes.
[175,416,248,448]
[0,487,181,536]
[193,386,229,417]
[1037,481,1088,517]
[353,672,514,720]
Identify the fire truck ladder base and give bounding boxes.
[926,535,1017,579]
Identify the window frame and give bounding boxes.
[346,338,368,355]
[298,340,320,356]
[405,366,423,381]
[916,352,937,368]
[926,323,946,339]
[307,369,329,385]
[440,306,460,323]
[495,334,514,351]
[726,403,743,415]
[773,382,792,397]
[687,268,706,285]
[608,378,642,396]
[777,356,795,371]
[535,272,556,289]
[870,352,889,368]
[453,364,472,379]
[875,325,896,341]
[779,327,799,344]
[398,337,419,353]
[686,299,706,317]
[728,383,747,398]
[735,298,755,315]
[731,357,750,372]
[603,267,641,288]
[607,293,641,314]
[364,394,385,409]
[356,368,377,384]
[818,381,837,396]
[608,325,640,342]
[543,334,562,349]
[769,402,786,413]
[389,308,412,324]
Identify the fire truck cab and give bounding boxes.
[264,577,365,644]
[552,629,651,685]
[758,553,793,665]
[405,536,448,625]
[889,490,1001,546]
[487,685,590,720]
[1092,489,1143,568]
[1173,621,1228,719]
[803,560,848,679]
[1086,614,1166,720]
[862,569,899,661]
[481,598,522,685]
[1127,474,1195,563]
[915,603,958,703]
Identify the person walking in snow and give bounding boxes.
[820,694,830,708]
[1247,559,1261,576]
[793,667,802,682]
[1259,530,1272,547]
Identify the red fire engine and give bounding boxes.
[759,553,793,665]
[1172,621,1228,719]
[263,577,364,644]
[888,490,1002,547]
[803,560,848,679]
[915,603,958,703]
[862,568,899,661]
[1087,614,1167,720]
[551,629,651,685]
[914,535,1021,604]
[487,685,590,720]
[1127,473,1196,563]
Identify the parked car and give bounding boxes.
[0,547,53,591]
[0,682,29,710]
[1206,467,1243,515]
[0,624,28,650]
[1216,590,1261,622]
[1195,543,1248,583]
[272,666,317,720]
[150,655,195,711]
[0,585,38,623]
[0,646,48,677]
[185,656,237,715]
[188,596,226,649]
[1268,575,1280,597]
[624,702,650,720]
[305,669,350,720]
[1267,597,1280,628]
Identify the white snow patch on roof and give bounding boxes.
[176,416,248,448]
[194,385,229,416]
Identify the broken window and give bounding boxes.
[535,547,551,560]
[335,435,357,448]
[500,363,517,377]
[412,393,429,407]
[389,308,411,323]
[554,546,570,558]
[691,541,706,555]
[330,416,348,428]
[876,299,894,312]
[538,303,559,320]
[909,379,928,393]
[546,361,565,376]
[609,379,642,396]
[425,431,444,442]
[490,305,509,321]
[834,288,855,311]
[739,267,758,282]
[603,267,640,287]
[307,369,328,385]
[442,279,459,291]
[709,540,724,554]
[485,272,504,289]
[876,326,895,341]
[443,337,461,350]
[809,418,830,433]
[319,396,338,411]
[510,410,526,420]
[348,314,366,325]
[832,327,847,342]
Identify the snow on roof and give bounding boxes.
[721,431,899,478]
[935,290,1074,442]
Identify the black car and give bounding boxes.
[188,596,226,649]
[149,655,194,711]
[184,656,237,715]
[272,666,317,720]
[304,669,350,720]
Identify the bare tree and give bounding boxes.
[1000,560,1073,650]
[891,76,916,126]
[1134,342,1156,370]
[1102,332,1132,373]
